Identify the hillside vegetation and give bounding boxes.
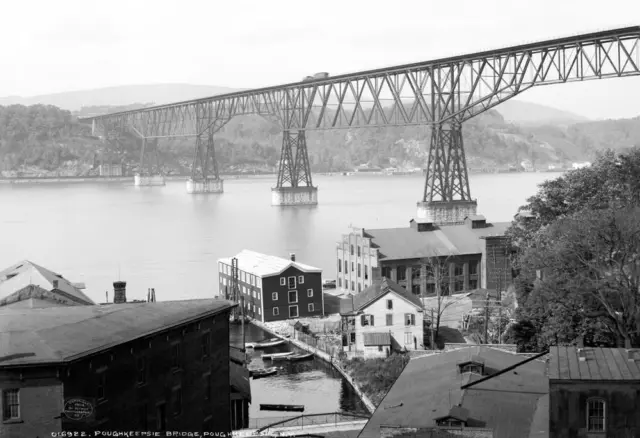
[0,103,638,177]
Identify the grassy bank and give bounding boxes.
[340,354,410,406]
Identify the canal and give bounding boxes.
[230,322,369,429]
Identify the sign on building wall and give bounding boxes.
[63,398,95,421]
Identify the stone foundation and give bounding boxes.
[271,186,318,206]
[186,178,224,194]
[134,174,165,186]
[416,200,478,225]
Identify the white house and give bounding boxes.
[340,277,424,358]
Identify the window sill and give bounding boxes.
[2,419,23,424]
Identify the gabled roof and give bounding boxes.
[0,260,94,305]
[218,250,321,277]
[340,278,423,315]
[361,222,510,261]
[548,346,640,380]
[0,299,235,367]
[358,346,548,438]
[363,332,391,346]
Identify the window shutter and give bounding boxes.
[361,315,366,326]
[411,314,415,325]
[370,315,375,326]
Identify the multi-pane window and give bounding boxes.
[344,261,348,273]
[289,305,299,318]
[397,266,406,281]
[171,344,181,370]
[454,264,464,277]
[201,333,210,358]
[357,246,361,257]
[364,265,368,280]
[587,398,606,432]
[381,266,391,278]
[288,290,298,303]
[357,264,361,277]
[2,389,20,420]
[405,313,415,326]
[404,332,412,344]
[288,277,297,289]
[386,314,393,326]
[97,372,107,400]
[308,303,314,312]
[280,277,286,286]
[307,289,313,297]
[386,299,393,310]
[470,262,478,275]
[338,259,342,273]
[298,276,304,284]
[137,357,147,385]
[273,307,280,316]
[361,314,374,326]
[469,279,478,290]
[350,245,354,255]
[272,292,278,301]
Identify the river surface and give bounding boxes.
[0,172,561,425]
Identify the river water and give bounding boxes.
[0,172,560,425]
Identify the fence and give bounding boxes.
[255,411,371,433]
[293,330,342,357]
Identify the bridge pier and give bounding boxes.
[272,130,317,206]
[135,138,165,186]
[419,124,477,225]
[186,177,224,194]
[134,174,165,186]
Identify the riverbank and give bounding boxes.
[249,319,377,414]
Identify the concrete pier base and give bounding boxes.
[134,174,165,186]
[416,200,478,225]
[271,186,318,206]
[186,178,224,194]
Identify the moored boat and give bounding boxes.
[250,367,278,379]
[260,404,305,412]
[261,351,294,360]
[287,352,314,362]
[252,337,287,349]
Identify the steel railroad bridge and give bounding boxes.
[80,26,640,222]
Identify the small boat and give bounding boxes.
[253,338,287,349]
[250,367,278,379]
[287,353,314,362]
[260,404,305,412]
[261,351,294,360]
[322,279,336,289]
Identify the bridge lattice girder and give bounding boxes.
[83,27,640,196]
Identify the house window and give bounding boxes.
[357,264,361,277]
[288,290,298,303]
[289,305,299,318]
[272,292,278,301]
[461,364,482,374]
[470,262,478,275]
[351,262,354,271]
[172,387,182,416]
[397,266,406,281]
[308,303,314,312]
[386,314,393,326]
[381,266,391,278]
[338,278,342,287]
[357,246,361,257]
[307,289,313,297]
[440,282,450,296]
[97,371,107,400]
[2,389,20,421]
[454,279,464,292]
[469,279,478,290]
[288,276,297,289]
[378,346,383,352]
[338,259,342,273]
[361,314,374,326]
[298,275,304,284]
[386,299,393,310]
[364,265,368,280]
[405,313,415,326]
[137,357,147,385]
[356,283,361,292]
[273,308,280,316]
[204,373,211,401]
[587,398,606,432]
[258,307,261,315]
[257,278,262,288]
[171,343,181,370]
[344,261,348,273]
[454,264,464,277]
[201,333,210,359]
[404,332,412,344]
[350,244,354,255]
[280,277,286,286]
[351,281,355,291]
[426,283,436,294]
[350,332,356,343]
[253,305,256,313]
[411,284,420,295]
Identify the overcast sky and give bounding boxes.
[1,0,640,119]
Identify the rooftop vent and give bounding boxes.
[578,348,588,362]
[289,253,296,262]
[52,279,59,289]
[465,215,487,229]
[627,349,640,362]
[410,218,434,232]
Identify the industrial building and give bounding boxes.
[218,250,324,322]
[336,215,512,297]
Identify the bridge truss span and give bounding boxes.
[82,26,640,211]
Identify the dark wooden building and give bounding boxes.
[0,299,235,437]
[336,215,513,297]
[548,346,640,437]
[218,250,324,322]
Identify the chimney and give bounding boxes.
[52,279,59,289]
[290,253,296,262]
[577,348,587,362]
[113,281,127,304]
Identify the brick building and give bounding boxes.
[336,215,512,297]
[0,299,235,437]
[218,250,324,322]
[548,346,640,437]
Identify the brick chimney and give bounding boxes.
[113,281,127,304]
[289,253,296,262]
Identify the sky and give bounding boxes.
[1,0,640,119]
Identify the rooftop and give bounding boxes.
[340,278,423,315]
[0,260,94,305]
[548,346,640,380]
[358,346,548,438]
[360,221,510,261]
[218,250,321,277]
[0,299,235,367]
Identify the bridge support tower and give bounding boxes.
[272,130,317,206]
[417,124,477,225]
[186,129,223,194]
[135,138,165,186]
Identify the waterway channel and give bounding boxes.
[230,322,369,428]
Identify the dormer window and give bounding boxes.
[434,405,469,428]
[458,355,485,375]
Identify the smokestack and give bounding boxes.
[113,281,127,304]
[290,253,296,262]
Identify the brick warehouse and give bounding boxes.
[336,215,513,297]
[218,250,324,322]
[0,299,235,437]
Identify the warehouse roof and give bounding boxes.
[218,249,321,277]
[548,346,640,380]
[0,299,235,367]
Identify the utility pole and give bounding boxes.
[484,291,490,345]
[430,308,435,350]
